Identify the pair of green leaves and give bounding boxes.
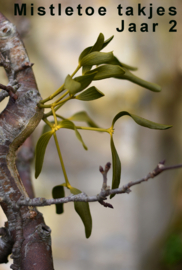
[35,111,100,179]
[35,119,89,179]
[64,72,104,101]
[78,32,114,74]
[52,185,92,238]
[110,111,172,198]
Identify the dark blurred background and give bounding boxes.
[0,0,182,269]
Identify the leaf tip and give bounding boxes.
[86,231,92,238]
[165,125,173,129]
[110,194,115,199]
[84,145,88,151]
[156,86,162,92]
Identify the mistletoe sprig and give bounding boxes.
[35,33,171,238]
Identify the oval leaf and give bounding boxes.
[80,51,114,67]
[74,71,97,92]
[82,65,92,74]
[110,136,121,199]
[76,86,104,101]
[69,111,100,128]
[79,46,92,62]
[91,33,104,52]
[78,33,105,63]
[85,64,125,80]
[70,187,92,238]
[64,74,81,95]
[57,119,88,150]
[112,111,172,130]
[35,131,54,178]
[52,184,66,214]
[81,34,114,75]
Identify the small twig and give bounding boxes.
[99,162,111,191]
[16,161,182,208]
[0,91,8,102]
[0,83,16,93]
[0,81,19,101]
[99,200,114,209]
[99,162,113,208]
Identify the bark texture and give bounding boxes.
[0,13,54,270]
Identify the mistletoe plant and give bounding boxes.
[35,33,171,239]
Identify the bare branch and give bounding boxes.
[0,13,54,269]
[17,161,182,208]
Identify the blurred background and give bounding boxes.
[0,0,182,269]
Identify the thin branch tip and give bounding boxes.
[15,161,182,209]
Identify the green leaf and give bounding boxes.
[110,136,121,199]
[84,63,160,92]
[90,33,105,52]
[52,184,66,214]
[74,71,97,92]
[57,119,88,150]
[80,51,114,67]
[76,86,104,101]
[78,33,105,63]
[108,55,138,71]
[121,68,162,92]
[112,111,172,130]
[79,46,92,62]
[69,187,92,238]
[102,35,114,50]
[82,65,92,74]
[35,131,54,179]
[69,111,99,128]
[85,64,125,80]
[79,34,114,74]
[64,74,81,95]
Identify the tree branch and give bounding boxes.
[0,13,54,269]
[15,161,182,208]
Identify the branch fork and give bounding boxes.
[0,80,19,101]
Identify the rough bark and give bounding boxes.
[16,137,35,199]
[0,13,54,270]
